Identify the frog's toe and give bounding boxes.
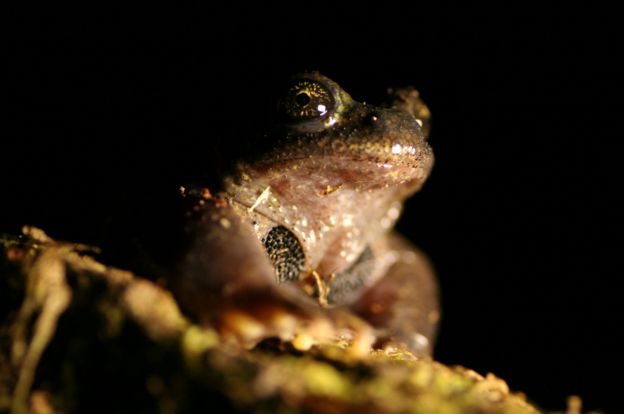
[219,307,296,348]
[214,294,380,355]
[217,301,336,350]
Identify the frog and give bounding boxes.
[175,72,439,356]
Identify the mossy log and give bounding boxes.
[0,227,543,413]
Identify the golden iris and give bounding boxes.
[281,80,335,120]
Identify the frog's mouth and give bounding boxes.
[246,153,432,200]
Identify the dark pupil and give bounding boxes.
[295,92,311,107]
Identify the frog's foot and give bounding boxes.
[369,330,434,359]
[214,288,376,355]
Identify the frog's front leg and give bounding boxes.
[175,195,343,349]
[351,233,440,356]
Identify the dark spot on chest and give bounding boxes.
[262,226,305,283]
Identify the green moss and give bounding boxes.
[0,229,542,414]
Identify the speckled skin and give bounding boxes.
[176,72,439,355]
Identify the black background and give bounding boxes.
[6,4,621,412]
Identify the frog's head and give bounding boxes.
[250,72,434,195]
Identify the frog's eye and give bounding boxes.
[280,80,335,121]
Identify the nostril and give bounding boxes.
[364,112,380,125]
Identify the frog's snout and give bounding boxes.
[352,105,434,188]
[362,105,431,155]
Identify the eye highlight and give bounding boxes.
[280,80,335,121]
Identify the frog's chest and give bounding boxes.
[227,178,404,285]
